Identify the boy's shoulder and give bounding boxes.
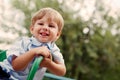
[18,36,30,40]
[50,42,60,52]
[15,36,31,47]
[15,36,31,43]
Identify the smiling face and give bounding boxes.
[30,8,64,43]
[30,16,60,43]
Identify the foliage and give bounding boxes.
[11,0,120,80]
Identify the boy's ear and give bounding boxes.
[56,32,61,40]
[30,25,34,34]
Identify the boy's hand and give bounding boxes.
[33,46,50,58]
[40,53,52,67]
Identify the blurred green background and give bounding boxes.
[0,0,120,80]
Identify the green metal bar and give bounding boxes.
[0,50,7,61]
[27,56,43,80]
[44,73,75,80]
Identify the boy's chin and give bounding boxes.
[38,39,49,43]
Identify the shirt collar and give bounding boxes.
[30,36,54,50]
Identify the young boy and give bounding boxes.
[0,7,66,80]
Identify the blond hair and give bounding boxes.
[31,7,64,33]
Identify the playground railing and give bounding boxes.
[0,50,74,80]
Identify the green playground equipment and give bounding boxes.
[0,50,74,80]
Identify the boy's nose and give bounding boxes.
[42,26,48,31]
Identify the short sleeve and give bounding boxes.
[51,44,64,64]
[6,37,26,63]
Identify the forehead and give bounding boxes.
[38,15,58,23]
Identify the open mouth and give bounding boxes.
[40,32,49,37]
